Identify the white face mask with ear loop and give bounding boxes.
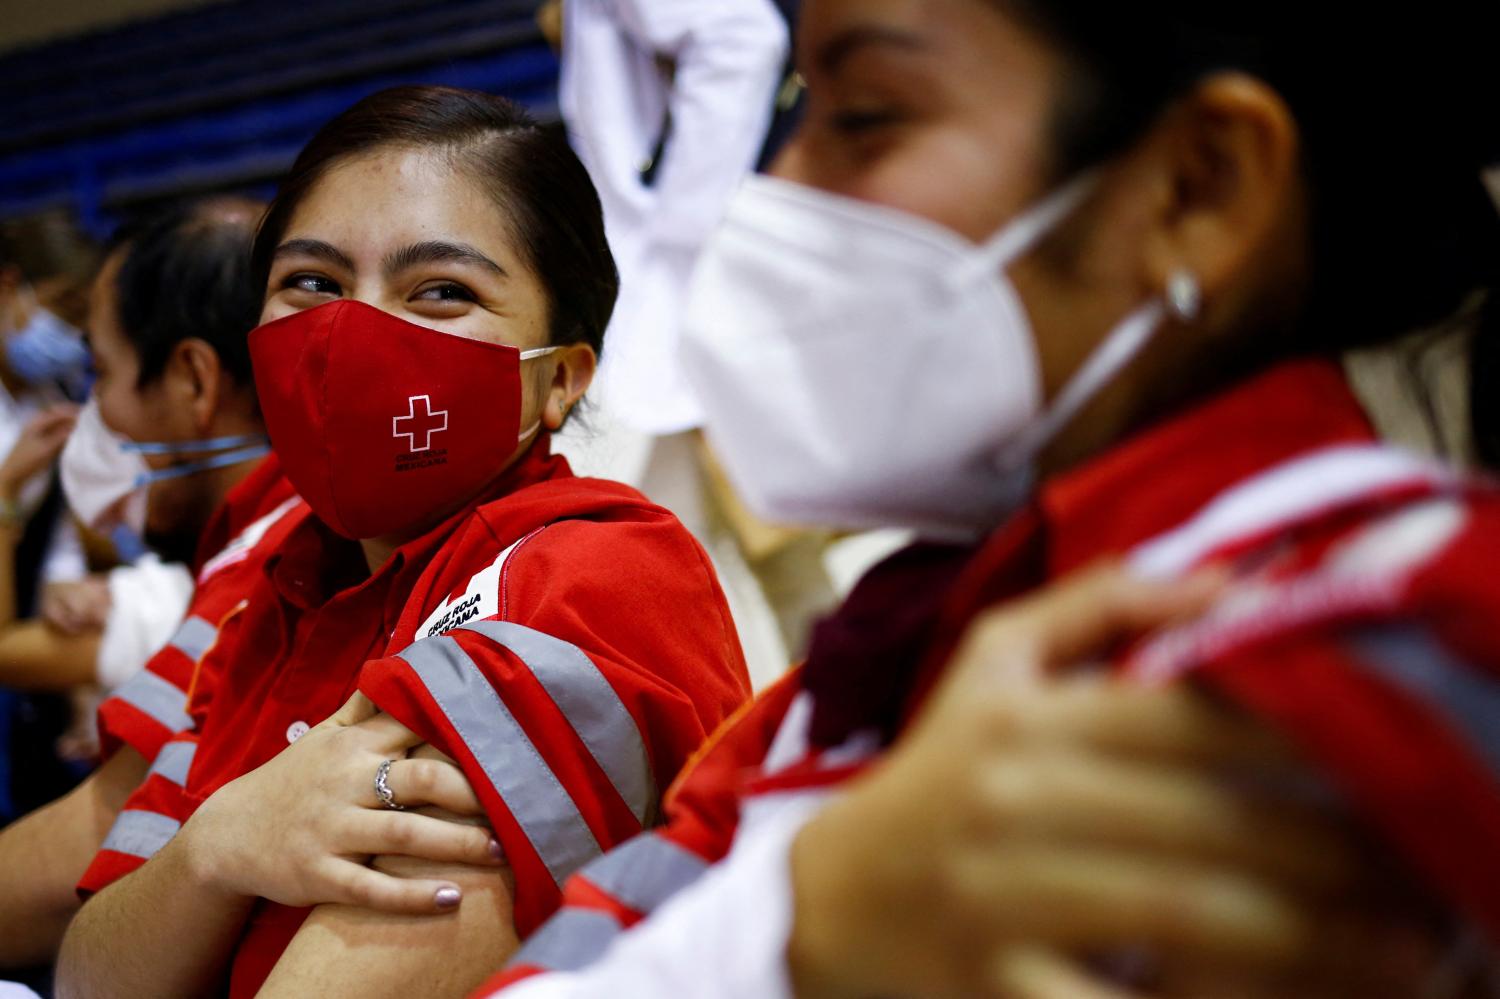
[680,171,1195,539]
[59,397,271,536]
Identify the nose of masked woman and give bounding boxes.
[247,299,559,541]
[680,168,1185,540]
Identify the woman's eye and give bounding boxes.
[283,273,339,296]
[830,108,903,135]
[415,283,476,303]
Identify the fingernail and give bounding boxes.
[435,887,462,909]
[488,837,503,860]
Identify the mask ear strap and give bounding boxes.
[976,170,1101,275]
[996,300,1166,472]
[134,442,272,487]
[517,346,562,441]
[124,432,270,456]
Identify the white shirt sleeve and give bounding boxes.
[560,0,790,435]
[40,512,88,584]
[95,555,196,691]
[497,792,829,999]
[606,0,790,250]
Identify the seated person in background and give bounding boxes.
[476,2,1500,997]
[0,210,95,405]
[0,197,296,973]
[0,212,100,821]
[0,411,195,699]
[55,85,752,999]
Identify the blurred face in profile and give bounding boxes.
[778,0,1060,241]
[776,0,1309,472]
[85,250,213,551]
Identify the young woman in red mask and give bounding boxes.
[55,87,751,999]
[472,3,1500,998]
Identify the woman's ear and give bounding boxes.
[164,337,226,436]
[1139,72,1301,310]
[543,342,597,430]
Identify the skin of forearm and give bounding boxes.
[0,747,147,969]
[259,856,518,999]
[0,519,20,630]
[54,816,255,999]
[259,809,518,999]
[0,622,100,690]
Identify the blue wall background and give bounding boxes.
[0,0,560,236]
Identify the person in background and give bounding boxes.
[0,408,194,700]
[0,197,297,976]
[0,211,94,406]
[0,213,99,822]
[477,2,1500,996]
[545,0,818,685]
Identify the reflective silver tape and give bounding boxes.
[576,832,709,915]
[459,621,655,825]
[148,741,196,787]
[100,810,180,860]
[1350,626,1500,776]
[168,616,217,662]
[397,635,602,885]
[111,670,191,734]
[508,906,623,973]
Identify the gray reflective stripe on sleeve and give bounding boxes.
[100,810,181,860]
[169,616,218,662]
[148,741,197,787]
[112,670,192,734]
[397,635,602,885]
[575,832,709,914]
[1350,626,1500,777]
[508,906,623,973]
[458,620,656,825]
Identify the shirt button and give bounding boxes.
[286,720,310,743]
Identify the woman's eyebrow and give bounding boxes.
[384,240,508,279]
[273,238,357,272]
[813,25,927,75]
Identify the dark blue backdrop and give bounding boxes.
[0,0,561,236]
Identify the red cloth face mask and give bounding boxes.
[250,300,556,539]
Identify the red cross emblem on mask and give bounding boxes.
[393,395,449,453]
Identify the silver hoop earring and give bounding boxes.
[1166,269,1202,322]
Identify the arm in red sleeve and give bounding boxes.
[361,516,752,936]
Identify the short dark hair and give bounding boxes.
[251,85,619,359]
[110,198,265,389]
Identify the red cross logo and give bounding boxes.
[393,395,449,452]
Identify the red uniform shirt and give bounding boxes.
[82,455,304,895]
[82,441,751,997]
[94,454,300,765]
[486,360,1500,992]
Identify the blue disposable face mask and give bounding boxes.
[6,306,91,395]
[59,398,269,535]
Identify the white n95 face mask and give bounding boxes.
[60,398,270,535]
[680,174,1168,539]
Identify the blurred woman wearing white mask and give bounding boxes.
[474,2,1500,997]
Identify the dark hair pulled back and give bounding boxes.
[251,85,618,360]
